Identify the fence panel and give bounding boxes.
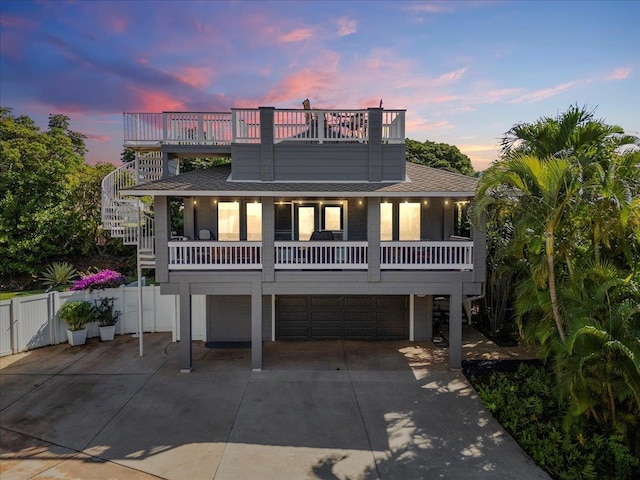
[0,286,180,357]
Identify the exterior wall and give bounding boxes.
[207,295,271,341]
[347,198,368,241]
[272,145,369,181]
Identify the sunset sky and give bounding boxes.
[1,0,638,171]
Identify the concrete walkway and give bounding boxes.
[0,328,548,479]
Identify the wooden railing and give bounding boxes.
[380,241,473,270]
[274,241,368,269]
[166,241,471,271]
[123,109,405,146]
[168,242,262,270]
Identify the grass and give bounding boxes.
[0,289,47,301]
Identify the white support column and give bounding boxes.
[448,284,463,370]
[251,282,263,371]
[409,294,415,341]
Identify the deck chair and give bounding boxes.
[198,229,214,240]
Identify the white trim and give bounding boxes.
[409,294,415,341]
[271,295,276,341]
[121,189,475,198]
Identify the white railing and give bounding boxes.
[168,241,262,270]
[123,109,405,145]
[232,109,261,143]
[101,161,137,229]
[274,241,368,269]
[380,241,473,270]
[123,113,163,144]
[274,109,369,144]
[382,111,405,144]
[164,112,232,145]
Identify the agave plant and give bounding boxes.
[40,262,78,292]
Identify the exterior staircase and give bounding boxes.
[101,151,169,268]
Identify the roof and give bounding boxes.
[122,162,478,198]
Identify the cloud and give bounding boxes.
[607,66,632,80]
[278,28,314,43]
[85,133,111,142]
[432,67,468,86]
[511,81,578,103]
[336,17,357,36]
[174,66,215,89]
[405,2,455,14]
[128,87,186,111]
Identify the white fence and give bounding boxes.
[0,286,207,357]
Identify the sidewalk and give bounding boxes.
[1,329,547,480]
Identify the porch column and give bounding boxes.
[251,281,263,371]
[179,283,192,372]
[155,196,170,283]
[413,295,432,341]
[262,197,275,282]
[449,284,463,369]
[368,197,381,282]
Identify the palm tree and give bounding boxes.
[474,154,577,343]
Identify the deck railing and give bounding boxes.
[166,241,471,271]
[168,242,262,270]
[380,241,474,270]
[123,109,405,146]
[275,241,368,269]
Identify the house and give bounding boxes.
[102,106,485,372]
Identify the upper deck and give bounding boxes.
[123,108,405,148]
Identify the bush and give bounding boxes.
[469,364,639,480]
[57,301,96,331]
[71,269,125,291]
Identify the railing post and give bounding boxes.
[260,107,274,181]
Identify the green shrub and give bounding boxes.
[470,364,639,480]
[57,301,96,331]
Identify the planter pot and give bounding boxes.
[66,328,87,346]
[99,325,116,342]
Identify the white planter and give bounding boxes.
[66,329,87,346]
[99,325,116,341]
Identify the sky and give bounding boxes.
[1,0,639,172]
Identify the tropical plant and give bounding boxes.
[57,300,96,331]
[39,262,78,292]
[93,297,121,327]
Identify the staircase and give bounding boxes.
[101,151,167,268]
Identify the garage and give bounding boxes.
[276,295,409,340]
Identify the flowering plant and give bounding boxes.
[93,297,121,327]
[71,269,126,291]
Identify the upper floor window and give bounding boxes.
[399,202,420,240]
[380,202,393,241]
[246,202,262,241]
[218,202,239,240]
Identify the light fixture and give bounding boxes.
[193,200,197,205]
[444,200,449,205]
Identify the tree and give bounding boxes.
[0,108,87,277]
[405,138,474,176]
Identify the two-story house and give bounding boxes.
[102,105,485,372]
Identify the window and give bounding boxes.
[399,203,420,240]
[218,202,239,240]
[298,206,315,241]
[323,206,342,231]
[380,202,393,241]
[246,203,262,241]
[454,200,471,238]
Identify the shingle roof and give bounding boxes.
[123,162,477,197]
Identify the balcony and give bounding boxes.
[123,109,405,147]
[167,241,473,271]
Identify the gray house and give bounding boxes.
[103,106,485,372]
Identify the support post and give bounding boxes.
[179,283,192,372]
[137,203,144,357]
[251,282,263,371]
[449,285,463,369]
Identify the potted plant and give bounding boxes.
[93,297,121,341]
[57,301,96,346]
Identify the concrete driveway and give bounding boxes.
[0,332,549,479]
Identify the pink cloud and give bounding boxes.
[85,133,111,142]
[432,67,468,86]
[405,2,455,14]
[175,66,214,89]
[607,66,632,80]
[512,81,577,103]
[128,87,185,112]
[336,17,357,36]
[279,28,314,43]
[0,14,37,29]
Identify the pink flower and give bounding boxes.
[71,270,126,291]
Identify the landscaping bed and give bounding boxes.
[463,360,640,480]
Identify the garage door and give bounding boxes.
[276,295,408,340]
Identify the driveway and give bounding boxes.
[0,332,549,479]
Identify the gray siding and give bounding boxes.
[207,295,272,341]
[347,198,368,241]
[231,145,262,180]
[273,145,369,181]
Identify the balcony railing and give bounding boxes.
[167,241,472,271]
[168,242,262,270]
[124,109,405,146]
[275,241,368,269]
[380,242,474,270]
